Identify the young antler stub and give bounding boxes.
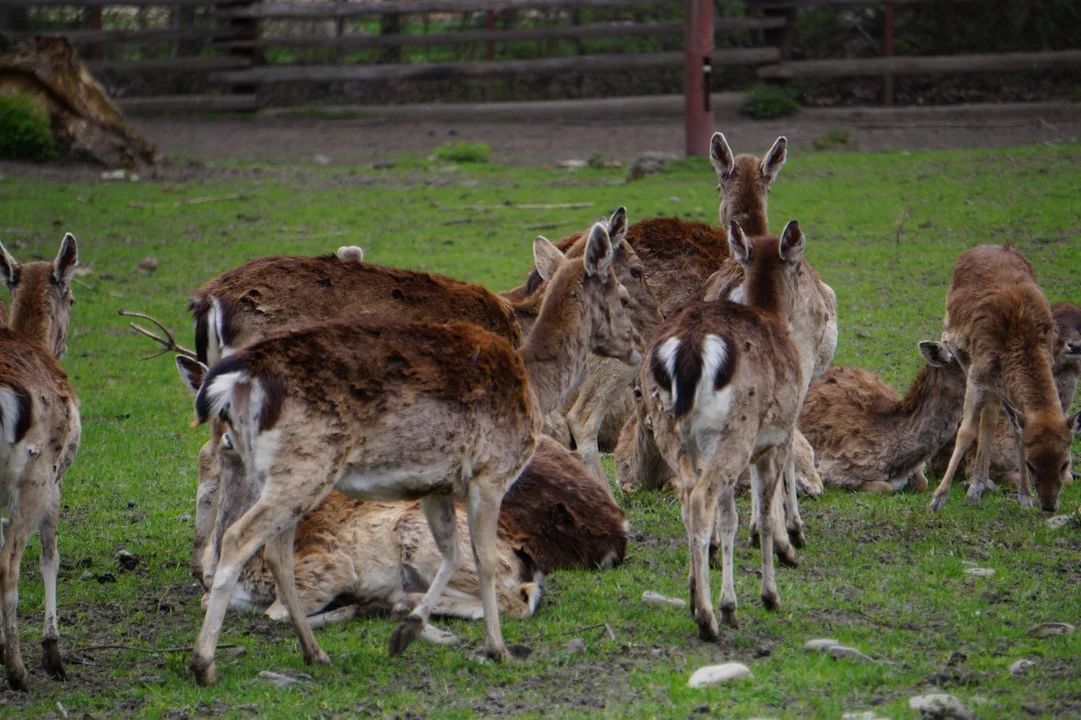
[117,309,198,361]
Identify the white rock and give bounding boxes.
[842,712,890,720]
[1009,659,1036,675]
[258,670,310,688]
[908,694,975,720]
[101,169,126,181]
[1047,514,1077,529]
[687,663,753,688]
[642,591,686,609]
[964,567,995,577]
[803,638,840,650]
[313,153,331,165]
[556,159,587,170]
[420,623,460,646]
[1029,622,1075,637]
[829,646,875,663]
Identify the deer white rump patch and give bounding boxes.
[207,297,233,366]
[202,370,250,421]
[655,336,681,410]
[0,387,19,445]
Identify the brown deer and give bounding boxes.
[799,341,966,493]
[929,244,1081,513]
[185,222,638,685]
[929,301,1081,489]
[640,220,805,640]
[0,235,81,692]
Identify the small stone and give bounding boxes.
[258,670,310,688]
[1009,659,1035,675]
[1046,514,1077,529]
[828,645,875,663]
[137,258,158,272]
[842,713,890,720]
[755,641,774,658]
[648,648,664,659]
[691,704,709,715]
[313,153,331,166]
[177,513,192,523]
[556,159,587,170]
[79,571,93,581]
[964,567,995,577]
[687,662,753,688]
[115,549,138,571]
[138,674,162,685]
[642,591,686,609]
[626,151,678,182]
[908,694,975,720]
[229,646,247,658]
[420,623,460,646]
[601,160,622,169]
[97,572,117,584]
[1029,622,1075,637]
[101,169,126,181]
[563,638,586,654]
[803,638,840,650]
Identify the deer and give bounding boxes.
[799,341,966,493]
[184,221,639,685]
[930,243,1081,514]
[0,235,81,692]
[640,220,805,640]
[503,133,789,481]
[928,301,1081,490]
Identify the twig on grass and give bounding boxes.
[128,194,248,209]
[438,202,593,212]
[519,622,608,644]
[894,206,911,246]
[73,643,236,655]
[601,622,619,643]
[525,220,575,232]
[73,278,95,292]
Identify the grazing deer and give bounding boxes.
[641,220,805,640]
[0,235,80,692]
[799,342,966,493]
[186,222,638,685]
[929,301,1081,489]
[930,244,1081,513]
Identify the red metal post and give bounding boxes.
[883,2,894,105]
[683,0,713,157]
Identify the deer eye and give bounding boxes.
[1026,461,1036,474]
[223,434,234,451]
[1061,461,1070,474]
[621,297,629,308]
[630,268,643,280]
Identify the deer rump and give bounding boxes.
[213,437,628,622]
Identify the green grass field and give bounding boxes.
[1,143,1080,718]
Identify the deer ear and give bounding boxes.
[1003,401,1026,433]
[176,355,209,396]
[1069,411,1081,436]
[919,341,953,367]
[583,222,613,277]
[710,132,735,178]
[607,206,628,250]
[336,245,364,263]
[533,236,565,282]
[779,220,805,264]
[761,136,787,183]
[0,240,19,291]
[728,220,751,266]
[53,233,79,286]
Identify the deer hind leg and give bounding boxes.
[753,446,786,612]
[965,400,1000,505]
[793,429,824,497]
[568,360,637,486]
[716,486,739,629]
[262,525,330,666]
[466,479,520,662]
[747,471,797,567]
[930,385,986,513]
[389,493,462,657]
[615,413,673,493]
[684,479,720,642]
[37,483,64,681]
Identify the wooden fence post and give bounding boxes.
[883,2,894,105]
[217,0,260,105]
[683,0,713,156]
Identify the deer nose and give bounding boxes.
[1041,501,1059,513]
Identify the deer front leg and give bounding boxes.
[263,526,330,667]
[782,454,806,548]
[965,400,1000,505]
[568,359,637,485]
[37,485,65,681]
[684,481,720,642]
[389,493,462,657]
[930,385,985,512]
[465,479,519,662]
[1010,421,1035,510]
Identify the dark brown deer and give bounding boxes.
[640,220,805,640]
[185,222,638,685]
[930,244,1080,513]
[0,235,81,692]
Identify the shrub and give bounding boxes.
[431,141,490,164]
[0,94,57,161]
[812,128,857,151]
[743,83,800,120]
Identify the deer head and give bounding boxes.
[728,219,805,322]
[0,233,79,358]
[710,133,787,237]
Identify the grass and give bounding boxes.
[1,142,1080,718]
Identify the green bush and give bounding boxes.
[743,83,800,120]
[431,141,490,164]
[0,94,57,161]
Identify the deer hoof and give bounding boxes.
[928,494,947,513]
[720,606,739,629]
[41,638,66,680]
[761,591,781,612]
[507,644,533,660]
[304,648,332,667]
[388,615,424,657]
[748,530,761,549]
[788,525,807,549]
[777,546,800,568]
[191,659,217,687]
[1018,493,1035,510]
[695,616,720,643]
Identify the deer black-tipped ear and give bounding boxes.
[53,233,79,286]
[779,220,805,264]
[710,132,735,178]
[176,355,209,396]
[728,220,750,266]
[762,136,787,183]
[533,236,565,282]
[1069,411,1081,436]
[918,341,953,367]
[607,206,628,249]
[1003,402,1026,433]
[0,240,19,291]
[583,222,613,277]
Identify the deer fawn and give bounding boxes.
[930,244,1081,513]
[186,222,638,685]
[0,235,80,692]
[642,220,805,640]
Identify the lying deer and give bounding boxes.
[799,341,966,493]
[0,235,81,692]
[186,222,638,684]
[642,220,805,640]
[930,243,1081,513]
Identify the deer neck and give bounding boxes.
[8,282,58,352]
[721,199,769,238]
[740,264,791,322]
[1003,345,1062,418]
[517,271,591,415]
[888,363,965,470]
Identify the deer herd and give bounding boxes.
[0,132,1078,691]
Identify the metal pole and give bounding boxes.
[683,0,713,157]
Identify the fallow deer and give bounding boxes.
[641,220,805,640]
[186,222,638,684]
[799,341,966,493]
[929,244,1081,513]
[0,235,80,692]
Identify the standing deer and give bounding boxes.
[641,220,805,640]
[0,235,80,692]
[930,244,1081,513]
[799,342,966,493]
[186,222,638,685]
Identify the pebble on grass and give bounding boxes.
[687,663,753,688]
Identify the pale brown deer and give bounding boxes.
[641,220,805,640]
[186,222,638,685]
[0,235,81,692]
[930,244,1081,513]
[799,341,966,493]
